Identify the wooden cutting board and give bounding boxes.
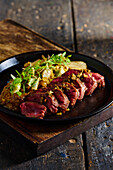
[0,19,113,156]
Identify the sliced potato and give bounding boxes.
[68,61,87,70]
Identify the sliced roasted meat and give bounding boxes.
[26,91,58,114]
[20,102,46,119]
[82,72,98,96]
[26,92,44,104]
[51,69,81,84]
[44,94,59,114]
[72,78,87,100]
[20,68,105,118]
[62,82,79,106]
[51,82,79,106]
[51,77,66,84]
[53,89,70,113]
[62,69,81,77]
[91,72,105,88]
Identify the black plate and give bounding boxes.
[0,50,113,122]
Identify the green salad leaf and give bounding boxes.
[9,52,71,96]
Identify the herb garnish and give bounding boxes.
[10,52,71,96]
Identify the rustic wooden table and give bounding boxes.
[0,1,113,170]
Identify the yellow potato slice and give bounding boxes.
[68,61,87,70]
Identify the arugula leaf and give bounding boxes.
[13,78,22,85]
[16,70,21,78]
[16,91,22,96]
[62,52,66,57]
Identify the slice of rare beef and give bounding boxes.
[26,92,45,104]
[62,82,79,106]
[52,82,79,106]
[26,90,58,114]
[72,78,87,100]
[51,69,81,84]
[20,102,46,119]
[44,94,59,114]
[82,72,98,96]
[91,72,105,88]
[53,88,70,113]
[62,69,81,77]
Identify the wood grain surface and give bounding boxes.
[74,0,113,169]
[0,0,74,51]
[0,19,67,62]
[10,135,85,170]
